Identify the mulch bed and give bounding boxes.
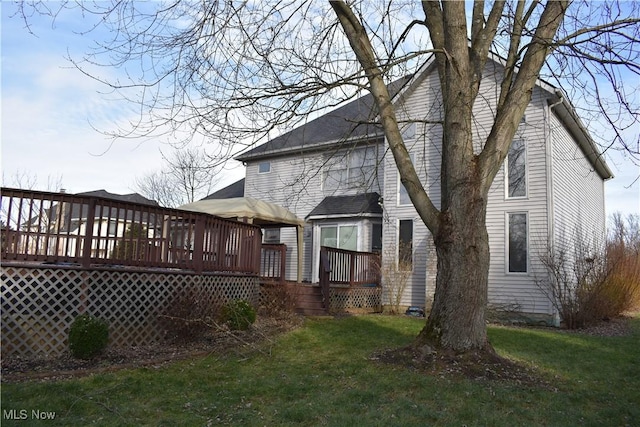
[372,345,550,388]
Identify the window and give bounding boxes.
[371,223,383,253]
[506,139,526,198]
[398,219,413,269]
[398,153,416,206]
[263,228,280,244]
[508,213,528,273]
[258,162,271,174]
[323,147,376,192]
[320,225,358,251]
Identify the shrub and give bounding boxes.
[221,299,256,330]
[68,314,109,359]
[606,213,640,311]
[380,244,412,314]
[159,287,219,343]
[259,283,297,318]
[537,215,640,329]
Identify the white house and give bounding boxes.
[227,55,613,322]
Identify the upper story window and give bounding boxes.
[258,161,271,174]
[323,147,377,192]
[506,139,526,198]
[108,219,118,236]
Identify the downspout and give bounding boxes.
[546,90,563,326]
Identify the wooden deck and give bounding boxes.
[1,187,262,275]
[2,187,382,318]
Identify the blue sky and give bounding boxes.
[0,3,245,197]
[1,3,638,217]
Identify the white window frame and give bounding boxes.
[258,161,271,174]
[401,122,416,141]
[319,223,360,251]
[505,211,529,274]
[505,139,528,199]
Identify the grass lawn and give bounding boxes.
[2,314,639,426]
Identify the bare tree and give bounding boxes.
[16,1,640,352]
[2,170,63,192]
[134,148,222,208]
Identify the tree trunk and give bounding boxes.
[415,183,491,352]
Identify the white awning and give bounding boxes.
[178,197,305,227]
[178,197,305,282]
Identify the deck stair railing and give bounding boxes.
[318,246,381,309]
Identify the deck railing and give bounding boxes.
[320,246,381,286]
[260,244,287,284]
[319,246,381,310]
[0,187,262,275]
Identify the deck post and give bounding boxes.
[349,252,356,286]
[279,245,286,285]
[81,199,96,268]
[192,217,205,273]
[319,246,331,310]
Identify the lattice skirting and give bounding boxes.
[330,286,382,314]
[1,265,259,358]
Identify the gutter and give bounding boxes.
[235,134,384,163]
[548,91,614,181]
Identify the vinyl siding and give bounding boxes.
[485,86,552,315]
[381,68,442,307]
[382,62,554,313]
[243,60,607,318]
[244,146,384,281]
[549,112,607,255]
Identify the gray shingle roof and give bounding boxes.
[306,192,382,219]
[22,190,159,231]
[77,190,159,206]
[236,76,412,161]
[201,179,245,200]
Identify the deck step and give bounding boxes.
[293,285,328,316]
